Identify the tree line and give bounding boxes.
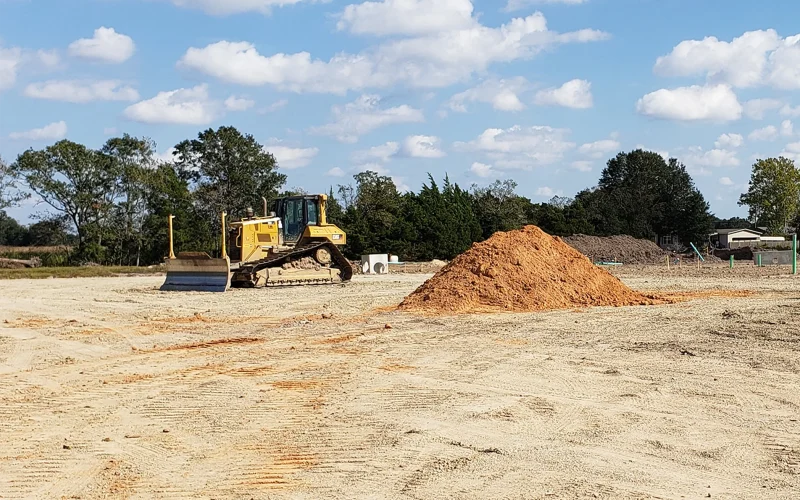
[0,124,791,265]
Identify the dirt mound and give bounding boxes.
[563,234,668,264]
[399,226,657,314]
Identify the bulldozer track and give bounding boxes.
[231,240,353,288]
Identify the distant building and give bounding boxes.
[709,228,786,249]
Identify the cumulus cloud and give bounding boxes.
[578,138,620,158]
[352,141,400,164]
[534,79,593,109]
[535,186,563,197]
[719,176,734,186]
[570,160,593,172]
[780,104,800,117]
[781,119,794,137]
[178,13,608,93]
[654,29,800,90]
[337,0,475,36]
[123,84,221,125]
[748,125,778,141]
[636,84,742,121]
[470,162,496,178]
[0,46,22,91]
[24,80,139,103]
[402,135,446,158]
[258,99,288,114]
[68,27,135,63]
[744,98,782,119]
[714,133,744,149]
[327,167,346,177]
[264,140,319,169]
[10,121,67,141]
[454,125,575,169]
[224,95,255,111]
[684,147,740,168]
[447,77,529,112]
[309,94,424,143]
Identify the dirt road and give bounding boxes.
[0,268,798,498]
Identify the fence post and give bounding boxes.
[757,253,762,267]
[730,255,734,269]
[793,234,797,275]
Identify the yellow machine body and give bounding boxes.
[161,195,353,291]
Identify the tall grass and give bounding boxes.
[0,246,72,267]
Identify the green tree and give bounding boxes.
[739,157,800,234]
[326,187,344,225]
[101,134,156,265]
[583,150,713,244]
[174,126,287,222]
[0,211,28,245]
[26,216,72,246]
[470,179,530,239]
[11,140,119,260]
[1,155,27,210]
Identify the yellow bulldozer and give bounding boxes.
[160,194,353,292]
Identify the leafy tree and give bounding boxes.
[583,150,713,244]
[326,187,344,225]
[26,216,72,246]
[174,126,287,222]
[470,179,530,239]
[739,157,800,234]
[714,217,753,230]
[11,140,119,260]
[1,155,28,210]
[0,211,28,245]
[101,134,156,265]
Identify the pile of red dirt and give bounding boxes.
[398,226,658,314]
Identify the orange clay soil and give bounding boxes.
[398,225,661,314]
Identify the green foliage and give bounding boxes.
[739,157,800,234]
[470,180,530,239]
[175,126,287,222]
[0,155,28,210]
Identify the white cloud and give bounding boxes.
[570,160,592,172]
[470,162,496,178]
[634,144,670,161]
[224,95,255,111]
[123,84,221,125]
[155,147,177,163]
[264,140,319,169]
[719,176,734,186]
[309,94,424,143]
[744,98,782,119]
[454,125,575,169]
[535,186,563,197]
[327,167,346,177]
[68,27,135,63]
[352,141,400,163]
[447,77,528,112]
[780,104,800,117]
[356,162,391,175]
[0,47,22,90]
[781,142,800,161]
[24,80,139,103]
[402,135,445,158]
[36,50,60,68]
[654,29,800,90]
[103,127,118,135]
[167,0,315,15]
[714,133,744,149]
[781,119,794,137]
[258,99,288,114]
[684,147,740,167]
[10,121,67,141]
[337,0,475,36]
[178,13,608,93]
[505,0,587,11]
[636,84,742,121]
[748,125,778,141]
[578,138,620,158]
[534,79,593,109]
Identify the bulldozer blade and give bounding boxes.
[161,252,231,292]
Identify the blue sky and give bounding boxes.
[3,0,800,222]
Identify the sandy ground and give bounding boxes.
[0,264,799,499]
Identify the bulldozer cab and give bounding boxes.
[274,196,322,244]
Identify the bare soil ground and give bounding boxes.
[1,263,799,499]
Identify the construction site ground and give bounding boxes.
[1,264,799,499]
